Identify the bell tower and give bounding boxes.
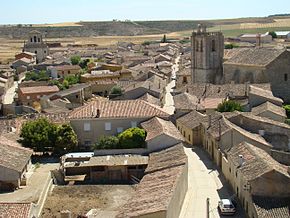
[191,24,224,84]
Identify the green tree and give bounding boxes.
[93,136,119,150]
[217,100,243,112]
[20,118,57,152]
[118,127,147,149]
[110,86,122,95]
[20,118,77,154]
[54,124,78,155]
[25,70,49,81]
[283,105,290,118]
[70,56,81,65]
[161,34,167,43]
[79,58,90,69]
[268,31,277,39]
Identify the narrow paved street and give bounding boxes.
[179,147,244,218]
[0,163,58,203]
[162,55,180,114]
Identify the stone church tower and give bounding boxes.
[23,30,49,63]
[191,24,224,84]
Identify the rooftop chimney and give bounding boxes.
[238,155,245,167]
[96,109,100,118]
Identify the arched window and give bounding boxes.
[30,38,33,42]
[212,39,216,52]
[34,36,37,43]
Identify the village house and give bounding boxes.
[17,85,59,107]
[117,144,188,218]
[15,51,37,64]
[223,48,290,103]
[40,83,92,112]
[68,99,169,148]
[80,70,132,83]
[0,136,33,191]
[140,117,184,153]
[61,153,148,184]
[48,65,81,78]
[176,110,207,145]
[239,33,272,43]
[251,101,287,123]
[223,142,290,218]
[275,31,290,39]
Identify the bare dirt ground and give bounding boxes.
[41,185,135,218]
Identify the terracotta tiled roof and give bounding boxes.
[224,48,286,66]
[137,93,161,106]
[117,144,187,218]
[252,102,286,117]
[68,99,169,119]
[19,85,59,95]
[177,110,207,129]
[141,117,184,142]
[145,143,187,174]
[252,196,290,218]
[0,139,33,172]
[0,203,31,218]
[173,92,201,110]
[228,142,289,181]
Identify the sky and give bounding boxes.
[0,0,289,24]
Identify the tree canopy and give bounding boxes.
[217,100,243,112]
[110,86,122,95]
[70,56,81,65]
[20,118,78,155]
[268,31,277,39]
[25,70,50,81]
[93,127,147,150]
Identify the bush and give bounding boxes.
[268,31,277,39]
[118,127,147,149]
[283,105,290,118]
[217,100,243,112]
[70,56,81,65]
[25,70,50,81]
[94,136,119,150]
[110,86,122,95]
[225,43,239,49]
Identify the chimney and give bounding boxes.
[208,114,212,128]
[96,109,100,118]
[238,155,245,167]
[256,33,261,47]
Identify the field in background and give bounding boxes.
[1,16,290,63]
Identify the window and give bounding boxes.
[44,50,46,54]
[117,127,123,133]
[212,39,216,52]
[38,38,40,42]
[131,121,137,128]
[68,70,71,74]
[84,122,91,131]
[84,140,91,146]
[188,134,191,142]
[196,41,199,51]
[284,74,288,81]
[34,36,37,43]
[105,122,111,131]
[76,95,79,99]
[235,170,238,178]
[200,40,203,52]
[182,76,188,84]
[26,96,30,100]
[30,38,33,42]
[35,51,37,54]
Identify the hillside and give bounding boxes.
[1,16,290,39]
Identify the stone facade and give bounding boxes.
[23,30,49,63]
[191,24,224,84]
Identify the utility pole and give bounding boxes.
[206,198,210,218]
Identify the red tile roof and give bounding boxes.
[0,203,31,218]
[68,99,169,119]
